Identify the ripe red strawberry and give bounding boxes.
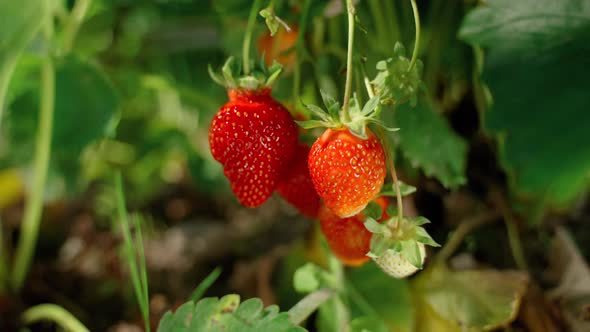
[319,197,389,266]
[309,128,386,218]
[277,144,321,218]
[209,88,298,207]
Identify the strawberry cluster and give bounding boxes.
[207,2,437,278]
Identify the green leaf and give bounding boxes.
[6,56,118,185]
[385,205,398,217]
[0,0,48,56]
[293,263,321,293]
[295,120,327,129]
[459,0,590,56]
[363,202,383,220]
[379,181,417,197]
[392,98,467,188]
[360,96,379,116]
[157,295,305,332]
[415,267,529,330]
[364,217,385,234]
[347,264,414,332]
[368,234,391,258]
[401,240,422,269]
[319,89,338,110]
[460,0,590,208]
[412,216,430,226]
[350,316,388,332]
[259,7,280,36]
[302,102,330,121]
[414,227,440,247]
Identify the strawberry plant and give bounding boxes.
[0,0,589,331]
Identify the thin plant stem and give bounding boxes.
[0,216,6,293]
[11,22,55,291]
[505,218,529,271]
[491,190,529,271]
[345,280,380,318]
[382,0,400,47]
[0,53,19,130]
[292,0,312,103]
[22,304,90,332]
[133,214,149,330]
[242,0,264,75]
[408,0,421,71]
[190,267,222,302]
[367,0,387,51]
[288,288,335,325]
[436,211,500,263]
[114,173,151,332]
[340,0,355,123]
[61,0,92,53]
[363,76,404,220]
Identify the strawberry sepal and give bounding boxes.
[371,42,425,107]
[365,215,440,278]
[209,56,283,92]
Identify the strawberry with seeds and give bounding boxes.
[207,0,301,208]
[298,92,393,218]
[319,197,390,266]
[277,143,321,218]
[209,90,297,207]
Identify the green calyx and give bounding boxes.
[297,90,399,139]
[371,42,425,107]
[364,215,440,269]
[208,56,283,91]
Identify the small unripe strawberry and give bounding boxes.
[373,242,426,278]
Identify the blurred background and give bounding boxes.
[0,0,589,331]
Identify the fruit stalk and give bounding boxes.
[62,0,91,53]
[340,0,355,123]
[435,211,499,263]
[408,0,421,71]
[243,0,265,75]
[11,21,55,291]
[364,77,404,220]
[22,303,90,332]
[292,0,312,103]
[0,53,19,130]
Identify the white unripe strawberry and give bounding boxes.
[373,242,426,278]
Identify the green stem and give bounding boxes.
[382,0,400,48]
[0,53,20,129]
[340,0,355,123]
[491,190,529,271]
[0,216,6,293]
[288,288,335,325]
[345,281,380,318]
[408,0,421,71]
[364,76,403,220]
[242,0,264,75]
[292,0,312,103]
[505,217,528,271]
[114,172,151,332]
[11,22,55,291]
[190,267,222,302]
[435,211,500,263]
[367,0,388,52]
[61,0,91,53]
[22,304,90,332]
